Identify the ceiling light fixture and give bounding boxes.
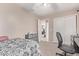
[43,3,47,6]
[32,3,53,16]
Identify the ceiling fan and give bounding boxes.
[18,3,58,16]
[18,3,79,16]
[32,3,58,16]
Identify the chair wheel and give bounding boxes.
[56,53,64,56]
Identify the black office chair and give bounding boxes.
[56,32,75,56]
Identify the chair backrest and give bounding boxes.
[56,32,63,48]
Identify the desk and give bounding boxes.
[73,35,79,47]
[73,35,79,53]
[74,38,79,47]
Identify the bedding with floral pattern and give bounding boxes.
[0,38,40,56]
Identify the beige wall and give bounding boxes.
[0,4,38,39]
[48,10,77,41]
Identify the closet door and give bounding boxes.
[53,15,76,45]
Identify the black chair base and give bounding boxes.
[56,52,67,56]
[56,53,64,56]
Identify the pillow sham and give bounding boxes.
[0,36,8,42]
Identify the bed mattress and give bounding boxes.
[0,38,40,56]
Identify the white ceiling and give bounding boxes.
[18,3,79,16]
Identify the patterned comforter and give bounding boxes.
[0,38,40,56]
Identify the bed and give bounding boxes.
[0,38,40,56]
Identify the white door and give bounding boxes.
[53,15,76,45]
